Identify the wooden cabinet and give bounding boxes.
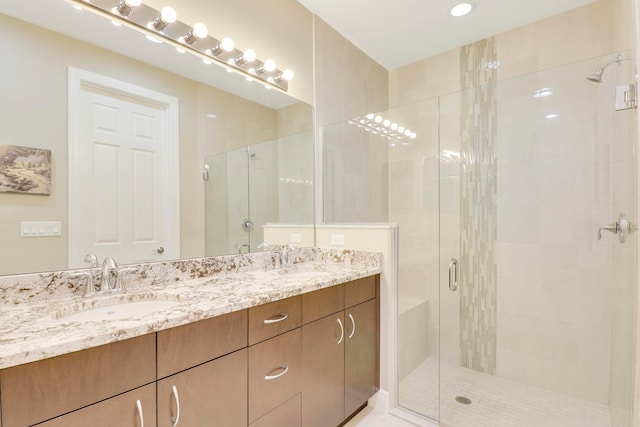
[0,334,155,426]
[0,274,379,427]
[248,296,301,345]
[157,309,247,378]
[37,384,156,427]
[250,394,301,427]
[248,329,301,424]
[345,299,378,416]
[301,312,345,427]
[301,275,379,427]
[157,349,248,427]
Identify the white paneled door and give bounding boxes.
[68,69,179,268]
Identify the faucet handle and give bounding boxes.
[71,271,96,297]
[114,267,137,293]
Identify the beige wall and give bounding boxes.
[0,13,304,275]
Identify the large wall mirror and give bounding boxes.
[0,0,314,276]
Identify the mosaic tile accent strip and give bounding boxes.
[459,38,498,374]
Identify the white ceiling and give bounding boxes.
[297,0,598,70]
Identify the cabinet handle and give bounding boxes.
[348,313,356,339]
[263,313,288,324]
[136,399,144,427]
[171,385,180,427]
[265,365,289,380]
[337,318,344,344]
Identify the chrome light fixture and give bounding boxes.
[68,0,294,91]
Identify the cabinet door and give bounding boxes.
[250,394,301,427]
[301,312,345,427]
[345,299,378,417]
[157,349,248,427]
[38,383,156,427]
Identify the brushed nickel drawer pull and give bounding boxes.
[337,318,344,344]
[171,385,180,427]
[136,399,144,427]
[348,313,356,339]
[265,365,289,380]
[263,313,288,324]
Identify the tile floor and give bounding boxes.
[397,358,614,427]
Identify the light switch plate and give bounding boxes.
[20,221,62,237]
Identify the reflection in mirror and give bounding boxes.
[205,132,314,256]
[0,2,314,276]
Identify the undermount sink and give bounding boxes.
[54,299,180,322]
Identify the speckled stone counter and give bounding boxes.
[0,248,381,370]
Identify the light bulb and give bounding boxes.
[151,6,176,31]
[366,113,375,120]
[243,49,257,63]
[374,116,383,124]
[410,132,417,139]
[398,126,405,133]
[193,23,208,39]
[404,129,412,137]
[160,6,176,23]
[184,23,207,44]
[116,0,141,16]
[264,59,276,72]
[220,37,234,52]
[390,123,398,130]
[282,69,294,81]
[383,120,391,127]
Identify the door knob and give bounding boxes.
[153,246,165,254]
[598,213,638,243]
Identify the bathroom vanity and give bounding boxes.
[0,249,381,426]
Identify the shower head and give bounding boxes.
[586,54,631,83]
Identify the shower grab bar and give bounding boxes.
[449,259,459,292]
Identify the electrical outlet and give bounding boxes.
[331,234,345,246]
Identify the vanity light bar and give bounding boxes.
[67,0,293,91]
[349,114,417,145]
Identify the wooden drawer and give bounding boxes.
[37,383,156,427]
[301,284,344,324]
[157,349,248,427]
[248,329,301,423]
[248,296,301,345]
[157,309,247,378]
[0,333,156,427]
[345,275,376,308]
[250,394,301,427]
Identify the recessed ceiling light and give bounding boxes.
[450,2,475,17]
[545,113,559,119]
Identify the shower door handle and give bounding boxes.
[449,259,459,292]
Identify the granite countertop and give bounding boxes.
[0,253,381,370]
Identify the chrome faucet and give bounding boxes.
[83,252,98,268]
[101,257,118,292]
[281,244,295,268]
[238,243,250,254]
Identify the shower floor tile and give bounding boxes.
[399,358,613,427]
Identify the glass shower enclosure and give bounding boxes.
[323,52,637,426]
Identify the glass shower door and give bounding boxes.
[438,54,636,427]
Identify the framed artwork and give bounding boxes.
[0,145,52,195]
